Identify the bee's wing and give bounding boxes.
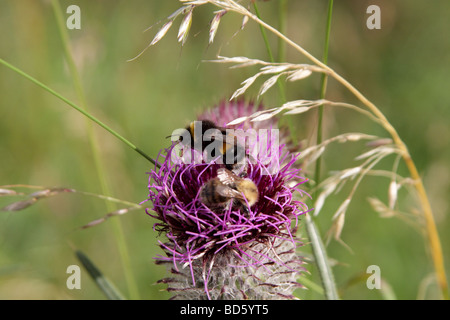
[215,183,245,201]
[216,168,241,186]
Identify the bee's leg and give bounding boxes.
[234,199,250,217]
[241,204,250,216]
[227,199,251,217]
[225,200,233,212]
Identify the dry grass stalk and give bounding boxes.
[138,0,447,298]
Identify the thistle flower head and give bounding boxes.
[143,100,310,299]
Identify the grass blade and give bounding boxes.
[50,0,141,300]
[308,0,339,300]
[75,250,126,300]
[305,213,339,300]
[0,57,157,167]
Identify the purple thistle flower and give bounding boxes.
[143,100,310,300]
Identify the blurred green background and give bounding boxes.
[0,0,449,299]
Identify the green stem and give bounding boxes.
[253,1,299,144]
[252,2,286,103]
[306,0,339,300]
[252,3,275,62]
[277,0,288,64]
[253,0,337,299]
[314,0,333,200]
[50,0,140,300]
[0,57,157,167]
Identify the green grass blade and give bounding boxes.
[0,57,157,167]
[252,2,286,103]
[50,0,140,300]
[306,0,340,300]
[305,213,339,300]
[253,0,338,299]
[298,274,325,296]
[252,1,298,144]
[314,0,334,198]
[75,250,126,300]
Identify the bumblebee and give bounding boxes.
[200,168,259,212]
[180,120,247,173]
